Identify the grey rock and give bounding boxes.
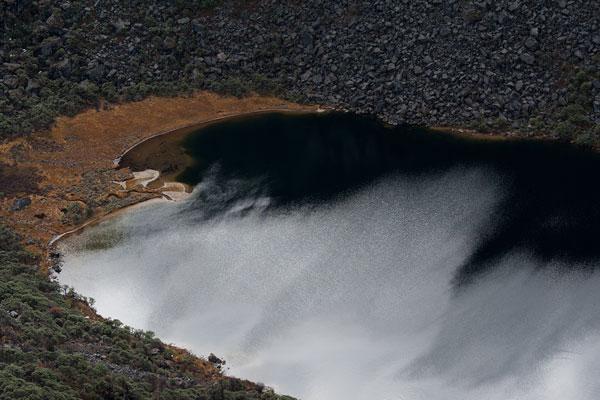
[25,79,41,94]
[524,37,538,50]
[87,63,105,81]
[3,75,19,89]
[519,53,535,65]
[46,11,64,29]
[301,31,313,47]
[163,37,177,49]
[38,36,62,57]
[111,19,127,33]
[216,52,227,62]
[78,80,98,92]
[191,19,203,33]
[11,197,31,211]
[516,80,524,91]
[55,58,71,77]
[8,88,24,100]
[2,62,21,71]
[208,353,224,364]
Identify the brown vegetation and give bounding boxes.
[0,91,316,262]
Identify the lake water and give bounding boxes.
[59,113,600,400]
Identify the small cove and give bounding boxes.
[59,113,600,400]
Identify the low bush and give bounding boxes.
[60,203,93,226]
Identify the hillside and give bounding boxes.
[1,0,599,144]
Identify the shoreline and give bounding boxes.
[2,91,590,267]
[0,91,318,268]
[114,107,329,166]
[48,196,170,247]
[42,104,581,254]
[2,91,596,397]
[49,108,329,252]
[1,91,592,309]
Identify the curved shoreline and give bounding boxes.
[2,89,594,339]
[0,92,318,266]
[48,108,327,252]
[48,197,169,247]
[46,108,574,253]
[114,107,330,166]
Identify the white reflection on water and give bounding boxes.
[59,168,600,400]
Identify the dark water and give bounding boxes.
[178,112,600,285]
[60,112,600,400]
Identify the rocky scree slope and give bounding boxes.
[0,0,599,142]
[0,0,600,144]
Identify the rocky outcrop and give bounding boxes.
[10,197,31,211]
[1,0,598,144]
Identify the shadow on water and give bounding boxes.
[176,112,600,285]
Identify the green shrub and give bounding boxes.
[248,74,284,96]
[574,132,597,146]
[554,121,575,138]
[527,116,546,132]
[0,224,21,252]
[211,77,251,98]
[100,83,119,102]
[60,203,92,225]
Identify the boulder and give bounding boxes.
[208,353,224,364]
[524,37,538,50]
[3,75,19,89]
[38,36,62,57]
[25,79,41,94]
[163,37,177,50]
[11,197,31,211]
[111,19,127,33]
[519,53,535,65]
[46,11,64,29]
